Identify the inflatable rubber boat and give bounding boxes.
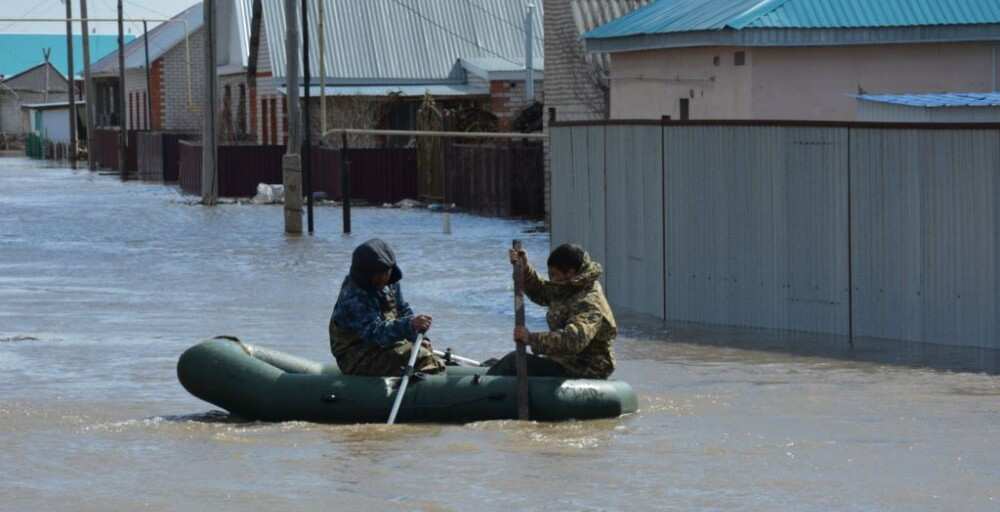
[177,338,638,423]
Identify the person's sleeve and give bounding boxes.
[521,264,553,307]
[333,291,415,347]
[530,308,604,356]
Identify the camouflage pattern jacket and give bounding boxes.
[329,277,417,361]
[525,256,617,379]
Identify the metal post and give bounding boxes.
[341,132,351,234]
[302,0,314,233]
[202,0,218,204]
[524,4,535,101]
[64,0,77,167]
[80,0,96,170]
[143,20,151,130]
[282,0,302,234]
[116,0,126,178]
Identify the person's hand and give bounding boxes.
[508,248,527,266]
[513,326,531,345]
[411,315,432,333]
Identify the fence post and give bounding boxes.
[341,132,351,234]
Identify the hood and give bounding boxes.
[349,239,402,290]
[546,254,603,297]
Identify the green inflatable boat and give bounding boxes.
[177,338,638,423]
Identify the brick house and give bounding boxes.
[90,3,205,132]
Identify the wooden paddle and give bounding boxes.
[512,240,530,420]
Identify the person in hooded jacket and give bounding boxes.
[487,243,617,379]
[329,239,445,376]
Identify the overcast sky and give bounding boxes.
[1,0,201,35]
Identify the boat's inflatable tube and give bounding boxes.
[177,339,638,423]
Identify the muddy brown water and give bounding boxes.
[1,159,998,511]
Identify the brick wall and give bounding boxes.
[489,79,543,131]
[162,27,206,132]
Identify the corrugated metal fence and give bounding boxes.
[551,120,1000,350]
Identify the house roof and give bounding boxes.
[91,3,203,76]
[586,0,1000,52]
[254,0,544,82]
[278,83,489,97]
[1,61,66,85]
[857,92,1000,108]
[0,34,124,78]
[460,57,544,81]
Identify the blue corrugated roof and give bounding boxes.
[587,0,1000,39]
[0,34,127,78]
[857,92,1000,108]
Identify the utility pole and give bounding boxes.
[302,0,314,233]
[116,0,126,178]
[525,4,535,102]
[318,0,326,135]
[80,0,96,170]
[202,0,218,204]
[64,0,77,167]
[43,49,51,103]
[282,0,302,234]
[143,20,151,130]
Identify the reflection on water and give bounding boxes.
[2,159,999,511]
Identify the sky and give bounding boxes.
[0,0,201,35]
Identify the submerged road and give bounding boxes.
[1,157,998,511]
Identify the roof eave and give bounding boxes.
[586,24,1000,53]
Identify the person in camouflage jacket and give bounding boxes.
[487,243,617,379]
[329,239,445,376]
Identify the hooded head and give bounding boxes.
[349,239,403,290]
[545,244,602,295]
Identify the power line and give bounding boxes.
[464,0,544,46]
[0,0,57,32]
[386,0,525,68]
[123,0,171,19]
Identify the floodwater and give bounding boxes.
[1,157,998,511]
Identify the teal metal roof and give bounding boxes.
[0,34,127,78]
[587,0,1000,39]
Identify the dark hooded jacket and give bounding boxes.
[329,239,416,361]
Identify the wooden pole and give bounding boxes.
[512,239,530,420]
[64,0,77,168]
[282,0,303,234]
[116,0,126,178]
[202,0,218,204]
[80,0,96,170]
[301,0,314,233]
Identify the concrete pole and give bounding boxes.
[116,0,126,177]
[302,0,314,233]
[318,0,326,134]
[202,0,219,204]
[283,0,302,234]
[525,4,535,101]
[64,0,77,167]
[80,0,96,170]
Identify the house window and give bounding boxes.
[237,84,248,138]
[679,98,690,121]
[713,56,720,66]
[261,97,269,144]
[734,51,746,66]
